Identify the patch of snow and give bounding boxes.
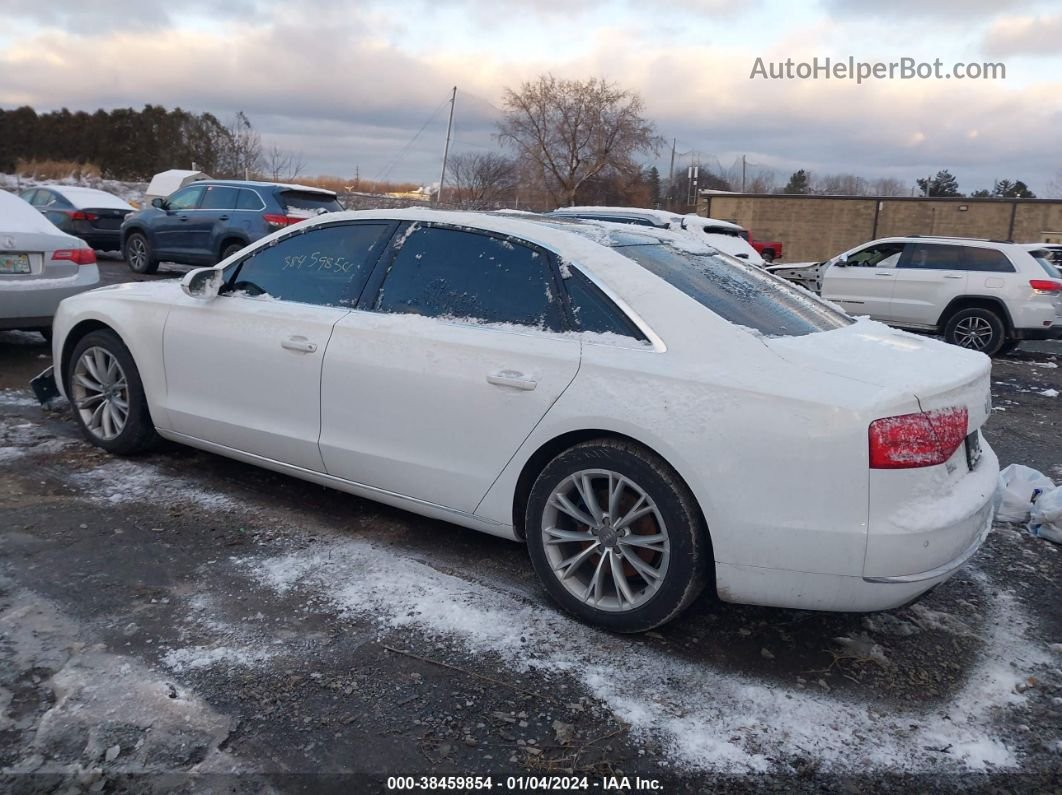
[0,274,81,291]
[243,538,1048,774]
[0,390,38,407]
[70,459,237,511]
[1039,388,1059,397]
[162,645,275,672]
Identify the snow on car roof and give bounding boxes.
[0,190,68,236]
[551,205,684,224]
[201,180,336,196]
[49,186,134,211]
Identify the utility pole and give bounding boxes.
[667,138,676,211]
[436,86,457,206]
[741,155,747,192]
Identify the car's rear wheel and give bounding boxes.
[943,307,1006,356]
[525,439,709,633]
[67,330,157,455]
[220,241,245,263]
[760,249,775,263]
[125,232,159,275]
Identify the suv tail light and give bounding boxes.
[52,248,96,265]
[1029,279,1062,293]
[263,213,303,230]
[66,210,98,221]
[869,406,968,469]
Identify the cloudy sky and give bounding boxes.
[1,0,1060,194]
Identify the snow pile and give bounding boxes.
[243,537,1047,774]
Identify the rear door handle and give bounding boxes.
[487,370,537,391]
[281,336,318,353]
[178,214,189,222]
[218,215,230,221]
[874,272,894,277]
[943,274,964,279]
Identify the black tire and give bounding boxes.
[525,438,710,633]
[943,307,1006,356]
[219,241,245,263]
[66,329,158,455]
[760,249,775,263]
[124,231,159,274]
[998,339,1021,356]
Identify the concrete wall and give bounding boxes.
[697,194,1062,263]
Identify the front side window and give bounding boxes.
[167,186,204,211]
[200,186,239,210]
[846,242,906,267]
[374,225,565,331]
[225,223,392,308]
[900,243,963,270]
[619,243,852,338]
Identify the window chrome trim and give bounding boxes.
[569,264,667,352]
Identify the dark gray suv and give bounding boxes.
[120,180,343,273]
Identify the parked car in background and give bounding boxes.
[739,229,784,263]
[18,186,133,253]
[1022,242,1062,269]
[120,180,343,273]
[771,235,1062,355]
[44,209,997,632]
[0,189,98,339]
[547,206,764,264]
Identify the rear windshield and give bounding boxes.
[279,190,343,215]
[617,243,852,337]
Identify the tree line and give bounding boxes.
[0,105,303,182]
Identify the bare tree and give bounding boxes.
[868,177,909,196]
[813,173,869,196]
[498,75,663,207]
[745,168,777,194]
[216,111,263,179]
[1047,168,1062,199]
[444,152,518,209]
[264,144,306,182]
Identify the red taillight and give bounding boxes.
[52,248,96,265]
[263,213,302,229]
[1029,279,1062,293]
[66,210,98,221]
[869,406,968,469]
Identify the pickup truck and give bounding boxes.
[737,230,783,263]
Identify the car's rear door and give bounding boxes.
[887,242,968,326]
[319,223,581,513]
[162,221,396,471]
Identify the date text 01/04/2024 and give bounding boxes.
[385,775,664,791]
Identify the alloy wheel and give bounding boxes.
[128,237,146,270]
[953,316,994,350]
[72,346,129,441]
[541,469,670,612]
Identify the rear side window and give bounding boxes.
[619,243,851,337]
[200,186,239,210]
[900,243,963,270]
[279,190,343,215]
[961,247,1015,273]
[374,225,565,331]
[565,269,646,340]
[225,223,391,308]
[236,189,264,210]
[1031,251,1062,278]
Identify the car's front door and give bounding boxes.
[887,242,968,326]
[195,185,240,262]
[319,224,582,513]
[154,186,206,259]
[820,242,906,319]
[162,221,396,470]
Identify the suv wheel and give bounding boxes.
[525,439,709,633]
[943,307,1006,356]
[125,232,159,275]
[220,241,245,262]
[760,249,775,263]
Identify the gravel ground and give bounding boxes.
[0,259,1060,794]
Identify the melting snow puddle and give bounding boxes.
[229,538,1049,775]
[70,459,238,511]
[0,389,39,407]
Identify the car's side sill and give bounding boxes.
[157,430,521,542]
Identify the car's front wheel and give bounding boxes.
[943,307,1006,356]
[67,329,157,455]
[125,231,159,275]
[525,439,710,633]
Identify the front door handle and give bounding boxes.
[874,272,893,277]
[281,336,318,353]
[178,214,189,222]
[487,370,537,391]
[218,214,230,221]
[943,274,963,279]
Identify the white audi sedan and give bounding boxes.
[43,209,999,632]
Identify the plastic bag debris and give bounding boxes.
[996,464,1056,524]
[1029,486,1062,545]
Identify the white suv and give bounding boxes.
[774,236,1062,356]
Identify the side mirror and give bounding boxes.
[833,254,848,267]
[150,197,167,210]
[181,267,223,300]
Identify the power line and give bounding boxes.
[373,94,451,183]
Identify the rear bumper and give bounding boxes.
[0,265,100,326]
[80,231,122,251]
